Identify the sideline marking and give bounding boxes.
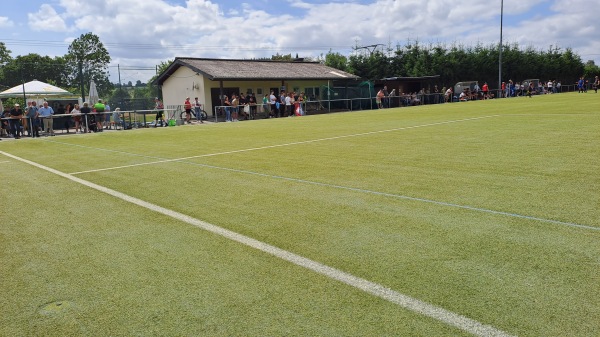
[67,115,499,175]
[0,149,514,337]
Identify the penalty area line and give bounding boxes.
[0,149,513,337]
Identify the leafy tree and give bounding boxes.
[65,32,112,99]
[3,54,68,86]
[0,42,12,65]
[324,50,348,72]
[271,53,293,61]
[107,87,131,110]
[582,60,599,81]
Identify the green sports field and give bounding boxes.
[1,93,599,336]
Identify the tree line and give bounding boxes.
[324,41,599,89]
[2,34,599,106]
[0,33,112,98]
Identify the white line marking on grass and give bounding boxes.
[1,149,514,337]
[0,160,10,164]
[67,115,500,175]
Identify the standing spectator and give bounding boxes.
[248,93,257,120]
[38,101,55,136]
[556,81,561,93]
[9,103,24,139]
[269,91,277,118]
[501,82,506,98]
[231,94,239,122]
[482,82,489,99]
[547,80,553,94]
[376,89,384,108]
[593,76,599,93]
[26,101,40,137]
[1,106,10,138]
[473,82,480,99]
[80,102,91,133]
[261,94,269,117]
[223,95,232,122]
[183,97,192,124]
[104,101,111,129]
[279,91,286,117]
[71,103,82,133]
[285,92,292,117]
[382,86,389,108]
[238,93,247,120]
[297,92,305,116]
[193,97,203,123]
[154,97,165,127]
[444,87,453,102]
[93,99,105,132]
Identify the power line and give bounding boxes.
[1,38,352,52]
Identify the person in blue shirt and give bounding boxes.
[26,101,40,137]
[38,101,55,136]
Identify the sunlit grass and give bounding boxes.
[1,93,599,336]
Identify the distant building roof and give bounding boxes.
[155,57,360,85]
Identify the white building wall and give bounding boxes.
[161,67,206,109]
[161,67,330,115]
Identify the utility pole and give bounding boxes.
[498,0,504,96]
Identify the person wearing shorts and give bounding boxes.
[154,97,165,127]
[183,97,192,124]
[93,99,105,132]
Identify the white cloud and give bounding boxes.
[0,16,14,28]
[28,4,68,32]
[9,0,598,81]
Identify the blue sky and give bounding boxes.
[1,0,599,84]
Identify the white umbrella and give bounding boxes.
[0,80,73,98]
[87,80,99,104]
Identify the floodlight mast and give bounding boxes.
[354,44,385,56]
[498,0,503,96]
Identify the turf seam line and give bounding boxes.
[0,149,514,337]
[163,161,600,232]
[70,156,600,232]
[60,114,500,175]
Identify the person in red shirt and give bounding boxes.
[183,97,192,124]
[482,82,489,99]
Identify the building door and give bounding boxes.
[210,87,239,116]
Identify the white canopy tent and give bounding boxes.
[0,80,74,99]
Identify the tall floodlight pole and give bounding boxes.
[498,0,503,96]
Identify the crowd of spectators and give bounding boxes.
[1,99,119,140]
